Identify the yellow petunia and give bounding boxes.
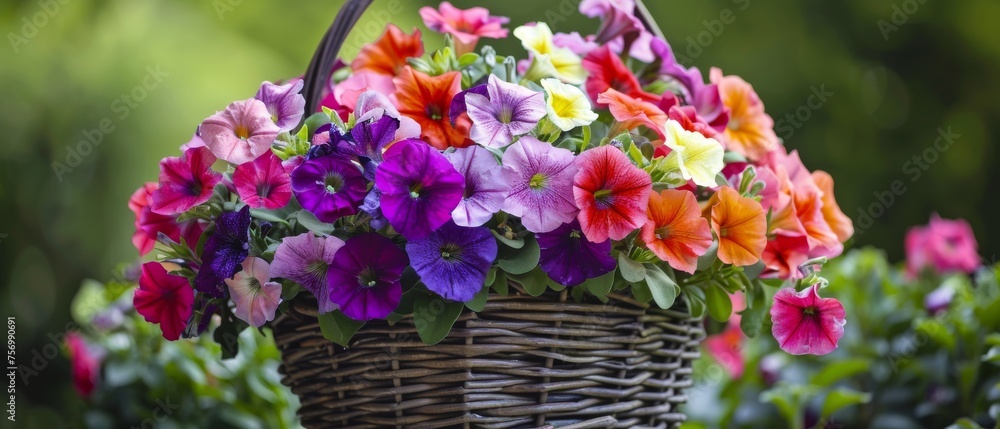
[540,78,598,131]
[514,23,586,84]
[659,119,725,187]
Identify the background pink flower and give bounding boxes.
[419,2,509,55]
[906,214,980,275]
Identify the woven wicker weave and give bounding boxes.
[273,285,705,429]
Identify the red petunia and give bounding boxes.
[133,262,194,341]
[583,46,659,106]
[129,182,205,256]
[573,145,652,242]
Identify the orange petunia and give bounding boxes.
[352,24,425,77]
[392,67,472,149]
[710,187,767,267]
[597,88,667,139]
[812,171,854,244]
[641,189,713,274]
[710,68,779,162]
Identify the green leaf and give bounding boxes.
[697,242,719,271]
[820,387,871,421]
[514,268,551,297]
[580,269,616,300]
[809,358,871,387]
[465,286,489,312]
[303,112,331,135]
[492,270,509,295]
[743,260,767,280]
[759,388,800,429]
[413,294,464,345]
[684,285,707,319]
[947,418,986,429]
[738,299,767,338]
[458,52,480,68]
[631,282,653,304]
[915,319,955,351]
[618,253,647,283]
[645,264,679,309]
[318,311,364,347]
[294,210,335,235]
[498,235,540,275]
[250,208,290,225]
[213,322,242,359]
[581,125,592,147]
[705,282,733,322]
[491,229,525,249]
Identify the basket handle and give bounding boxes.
[300,0,663,117]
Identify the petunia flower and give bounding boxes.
[540,78,598,131]
[134,261,194,341]
[770,285,846,356]
[360,188,388,230]
[537,220,616,286]
[449,83,488,126]
[354,90,421,142]
[659,119,725,187]
[465,74,546,148]
[553,31,599,56]
[392,67,471,149]
[130,182,205,255]
[514,23,587,85]
[65,333,101,398]
[500,136,580,233]
[650,39,729,131]
[598,88,668,137]
[574,145,652,242]
[659,92,720,139]
[327,233,409,321]
[194,206,252,297]
[579,0,643,44]
[270,233,345,314]
[233,151,292,209]
[352,24,424,78]
[710,187,767,267]
[419,2,509,55]
[710,68,779,162]
[290,155,367,223]
[761,234,811,280]
[406,221,498,302]
[905,214,980,275]
[200,98,281,165]
[445,146,510,227]
[812,171,854,245]
[641,189,713,274]
[255,80,305,132]
[583,46,658,105]
[375,139,466,239]
[337,115,399,180]
[704,322,745,378]
[225,257,282,327]
[333,70,397,115]
[151,147,222,215]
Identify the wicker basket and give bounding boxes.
[274,1,706,427]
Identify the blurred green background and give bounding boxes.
[1,0,997,426]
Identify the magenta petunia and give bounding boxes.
[465,74,546,148]
[255,80,306,133]
[770,285,846,356]
[905,214,980,275]
[65,333,101,398]
[200,98,281,165]
[327,233,409,321]
[130,182,205,255]
[406,221,498,302]
[270,233,345,314]
[134,262,194,341]
[445,146,509,227]
[233,151,292,209]
[225,257,283,327]
[500,136,579,233]
[150,147,222,215]
[290,155,367,223]
[375,139,465,239]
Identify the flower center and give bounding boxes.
[552,95,575,118]
[529,173,547,190]
[409,182,424,199]
[357,267,381,288]
[654,226,671,240]
[719,227,729,238]
[256,182,271,198]
[498,106,514,124]
[593,189,614,208]
[803,306,817,316]
[426,104,444,121]
[235,125,251,140]
[440,243,461,261]
[185,178,203,197]
[247,277,262,293]
[324,174,344,194]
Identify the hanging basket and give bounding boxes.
[273,287,704,429]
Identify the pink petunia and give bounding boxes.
[419,2,510,55]
[65,333,101,398]
[770,285,846,356]
[905,214,980,275]
[151,147,222,215]
[704,323,745,379]
[200,98,280,165]
[134,262,194,341]
[573,145,652,242]
[225,257,282,327]
[130,182,206,255]
[233,151,292,209]
[270,233,345,314]
[500,136,579,233]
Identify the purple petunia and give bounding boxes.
[270,233,346,314]
[537,220,616,286]
[375,139,465,239]
[194,206,252,297]
[465,75,546,148]
[500,136,580,233]
[360,188,388,230]
[255,80,306,133]
[337,115,398,180]
[290,155,367,223]
[406,221,498,302]
[327,233,409,321]
[445,146,509,227]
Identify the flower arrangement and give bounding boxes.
[128,0,854,359]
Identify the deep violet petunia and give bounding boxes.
[255,80,306,133]
[537,220,615,286]
[151,146,222,215]
[770,285,846,356]
[445,146,509,227]
[290,155,367,223]
[465,74,546,148]
[500,136,579,233]
[200,98,281,165]
[406,221,498,302]
[225,257,282,327]
[573,145,652,242]
[270,233,346,314]
[375,139,465,239]
[233,151,292,209]
[449,83,488,125]
[327,233,409,321]
[337,115,399,180]
[134,262,194,341]
[193,206,252,298]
